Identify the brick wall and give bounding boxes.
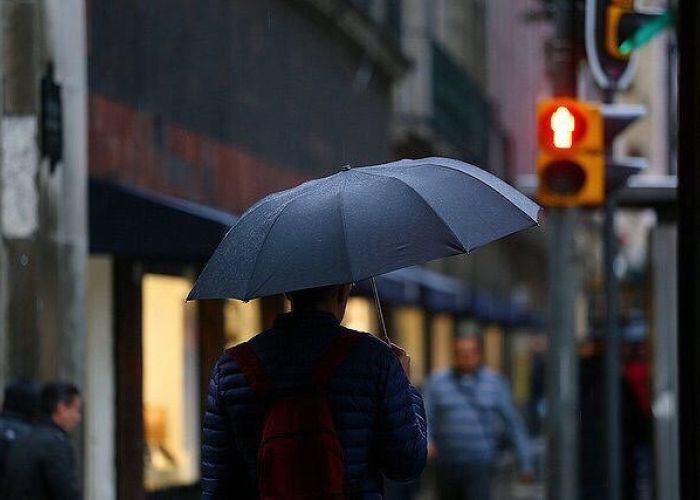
[88,0,394,214]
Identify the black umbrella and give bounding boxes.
[188,157,541,341]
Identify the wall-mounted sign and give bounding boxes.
[40,63,62,172]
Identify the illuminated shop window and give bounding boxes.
[431,313,455,371]
[393,307,426,386]
[142,274,199,491]
[484,324,504,372]
[510,332,533,406]
[224,299,262,347]
[342,297,378,335]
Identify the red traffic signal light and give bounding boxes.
[537,99,602,153]
[536,98,604,207]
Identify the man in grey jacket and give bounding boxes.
[1,381,82,500]
[424,333,533,500]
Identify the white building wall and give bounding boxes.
[85,257,116,500]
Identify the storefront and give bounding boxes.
[86,180,272,500]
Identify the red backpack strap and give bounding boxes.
[312,332,364,388]
[227,342,273,398]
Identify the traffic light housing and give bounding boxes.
[536,98,604,207]
[605,0,667,59]
[586,0,672,90]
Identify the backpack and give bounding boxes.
[228,332,363,499]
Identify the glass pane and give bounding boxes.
[342,297,378,335]
[393,307,426,385]
[142,274,199,491]
[430,313,455,371]
[224,299,262,347]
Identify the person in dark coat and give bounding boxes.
[201,284,428,499]
[1,381,82,500]
[0,379,40,480]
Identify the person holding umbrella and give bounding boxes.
[193,157,540,499]
[201,283,426,499]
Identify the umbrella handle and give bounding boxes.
[371,277,391,345]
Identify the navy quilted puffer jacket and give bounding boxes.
[201,311,427,499]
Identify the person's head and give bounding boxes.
[454,334,483,374]
[579,336,604,358]
[286,283,353,320]
[41,382,82,433]
[2,378,41,421]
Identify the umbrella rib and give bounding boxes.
[244,190,314,299]
[236,176,328,225]
[338,175,356,281]
[353,169,469,252]
[424,160,541,223]
[365,158,540,223]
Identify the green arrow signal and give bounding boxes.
[619,10,675,55]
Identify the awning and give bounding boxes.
[89,178,237,261]
[355,265,545,327]
[386,266,471,313]
[353,266,470,314]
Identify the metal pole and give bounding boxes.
[604,192,622,500]
[652,224,679,500]
[371,276,390,344]
[545,208,579,500]
[545,1,579,499]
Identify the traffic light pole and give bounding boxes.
[545,2,579,500]
[546,208,579,500]
[603,190,622,500]
[601,87,622,500]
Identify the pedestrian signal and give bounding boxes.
[536,99,604,207]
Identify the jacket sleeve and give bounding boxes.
[374,348,428,481]
[42,436,81,500]
[496,378,534,473]
[201,358,251,499]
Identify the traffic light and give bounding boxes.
[605,1,671,59]
[601,103,647,191]
[585,0,673,90]
[605,0,636,59]
[536,98,604,207]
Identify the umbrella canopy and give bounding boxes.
[188,157,540,301]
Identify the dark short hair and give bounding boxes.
[41,382,80,416]
[2,378,41,419]
[287,284,343,309]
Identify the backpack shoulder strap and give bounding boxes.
[227,342,273,399]
[312,331,364,388]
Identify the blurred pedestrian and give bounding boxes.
[622,341,653,500]
[424,333,534,500]
[578,337,607,500]
[1,381,82,500]
[0,379,40,480]
[201,284,427,499]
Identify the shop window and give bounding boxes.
[430,313,455,371]
[142,274,199,491]
[510,333,533,406]
[484,324,504,372]
[342,297,378,335]
[393,307,426,386]
[224,299,262,347]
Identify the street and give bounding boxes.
[0,0,693,499]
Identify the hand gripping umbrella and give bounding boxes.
[188,157,541,343]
